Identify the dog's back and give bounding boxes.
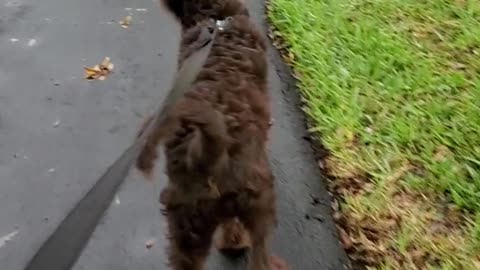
[137,0,270,186]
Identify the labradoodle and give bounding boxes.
[136,0,289,269]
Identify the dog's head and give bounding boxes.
[161,0,250,29]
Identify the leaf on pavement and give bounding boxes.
[119,15,132,29]
[145,238,156,249]
[84,57,114,80]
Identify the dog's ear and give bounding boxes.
[161,0,184,21]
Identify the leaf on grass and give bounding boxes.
[433,145,452,162]
[451,62,467,70]
[455,0,466,7]
[337,226,353,250]
[84,57,114,80]
[119,15,132,29]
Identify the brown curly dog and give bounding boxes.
[135,0,289,269]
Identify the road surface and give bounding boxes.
[0,0,349,269]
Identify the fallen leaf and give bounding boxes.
[84,65,101,79]
[456,0,466,7]
[287,51,295,62]
[433,145,452,162]
[337,227,353,250]
[101,57,114,70]
[52,119,61,127]
[119,15,132,29]
[28,39,37,47]
[317,160,325,169]
[0,230,19,248]
[385,161,413,182]
[84,57,114,80]
[331,199,340,212]
[451,62,467,70]
[335,127,355,145]
[410,248,429,268]
[145,238,156,249]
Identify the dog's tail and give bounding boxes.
[160,0,249,28]
[136,100,229,179]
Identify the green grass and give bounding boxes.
[267,0,480,269]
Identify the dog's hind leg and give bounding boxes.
[235,188,276,270]
[243,213,274,270]
[165,208,217,270]
[242,210,290,270]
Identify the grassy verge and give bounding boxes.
[267,0,480,269]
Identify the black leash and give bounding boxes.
[24,25,218,270]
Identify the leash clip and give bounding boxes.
[215,16,233,31]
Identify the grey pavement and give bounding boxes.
[0,0,349,269]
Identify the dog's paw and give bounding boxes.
[269,255,291,270]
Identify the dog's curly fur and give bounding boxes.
[135,0,288,269]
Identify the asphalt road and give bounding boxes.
[0,0,350,269]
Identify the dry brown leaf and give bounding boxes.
[338,226,353,250]
[433,145,452,162]
[119,15,132,29]
[385,161,413,183]
[101,57,114,70]
[456,0,466,7]
[84,65,100,78]
[84,57,114,80]
[451,62,467,70]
